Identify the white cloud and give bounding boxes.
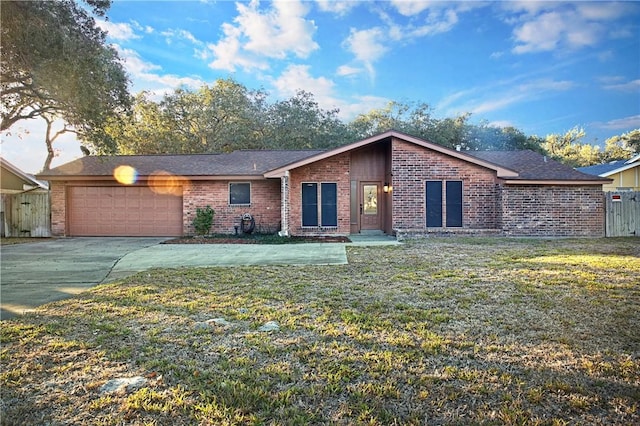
[512,11,564,53]
[206,0,318,72]
[336,65,362,77]
[270,64,387,120]
[96,20,141,41]
[439,79,575,116]
[315,0,358,16]
[116,47,204,97]
[131,20,154,34]
[509,2,634,54]
[206,23,269,72]
[343,27,388,81]
[118,48,161,74]
[340,2,479,82]
[161,29,203,46]
[603,79,640,92]
[272,64,336,103]
[488,120,515,129]
[391,0,433,17]
[596,115,640,130]
[407,8,459,37]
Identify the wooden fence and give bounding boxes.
[0,191,51,237]
[605,191,639,237]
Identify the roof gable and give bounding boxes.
[264,130,519,178]
[1,157,48,191]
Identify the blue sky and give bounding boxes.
[3,0,639,173]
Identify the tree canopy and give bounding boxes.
[1,0,130,169]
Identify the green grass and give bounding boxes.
[1,237,638,425]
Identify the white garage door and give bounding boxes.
[68,186,183,236]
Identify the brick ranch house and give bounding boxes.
[38,130,611,238]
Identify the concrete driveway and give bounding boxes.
[0,237,348,320]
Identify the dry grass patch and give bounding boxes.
[1,237,638,425]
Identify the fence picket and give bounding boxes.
[605,192,639,237]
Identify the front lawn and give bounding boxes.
[1,238,638,425]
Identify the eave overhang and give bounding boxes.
[502,179,613,185]
[599,161,639,177]
[38,174,269,182]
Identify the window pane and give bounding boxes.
[350,180,358,225]
[425,181,442,227]
[321,183,337,226]
[230,183,250,204]
[446,181,463,227]
[302,183,318,226]
[363,185,378,215]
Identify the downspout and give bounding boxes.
[278,170,290,237]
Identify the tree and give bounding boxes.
[602,129,640,161]
[1,0,130,169]
[540,127,604,167]
[108,80,269,155]
[264,90,348,150]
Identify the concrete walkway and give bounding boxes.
[105,242,348,281]
[1,235,399,320]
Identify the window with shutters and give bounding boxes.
[302,182,337,227]
[426,180,463,227]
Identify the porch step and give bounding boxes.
[357,230,385,236]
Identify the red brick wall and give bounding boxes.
[182,179,281,235]
[499,184,606,237]
[50,179,282,236]
[391,139,500,231]
[288,153,351,235]
[50,182,67,236]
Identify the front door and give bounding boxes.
[360,182,381,230]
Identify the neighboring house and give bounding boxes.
[0,157,48,194]
[577,154,640,191]
[37,130,611,238]
[1,157,50,237]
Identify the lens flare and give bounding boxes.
[113,165,138,185]
[149,170,190,196]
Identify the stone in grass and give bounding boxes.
[194,318,232,331]
[258,321,280,332]
[207,318,232,327]
[100,376,147,394]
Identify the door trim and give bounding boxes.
[359,181,382,231]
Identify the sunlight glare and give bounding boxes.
[113,165,138,185]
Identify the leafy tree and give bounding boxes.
[160,79,268,153]
[540,127,604,167]
[1,0,130,170]
[465,124,546,152]
[108,79,268,155]
[105,92,179,155]
[602,129,640,161]
[264,90,349,150]
[347,101,541,152]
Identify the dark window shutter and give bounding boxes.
[446,181,463,227]
[321,183,337,226]
[426,181,443,227]
[302,183,318,226]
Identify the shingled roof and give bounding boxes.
[38,135,610,184]
[38,150,324,179]
[467,150,611,182]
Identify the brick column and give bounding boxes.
[279,171,290,236]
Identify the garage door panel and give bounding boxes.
[69,186,183,236]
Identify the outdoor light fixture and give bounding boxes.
[383,182,391,193]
